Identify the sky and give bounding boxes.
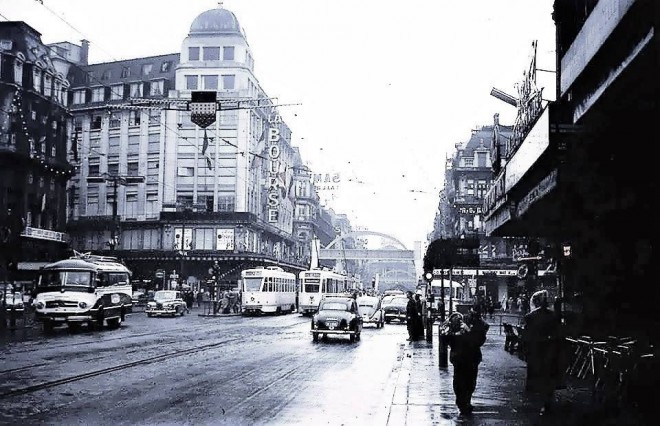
[0,0,556,250]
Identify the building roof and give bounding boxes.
[189,7,242,35]
[68,53,180,89]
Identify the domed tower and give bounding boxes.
[175,5,256,93]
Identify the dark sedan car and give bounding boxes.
[311,297,363,343]
[382,296,408,324]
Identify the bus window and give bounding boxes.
[244,277,262,291]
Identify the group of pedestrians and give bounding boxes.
[441,289,560,418]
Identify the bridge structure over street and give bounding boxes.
[318,231,417,292]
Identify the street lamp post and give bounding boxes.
[87,173,145,251]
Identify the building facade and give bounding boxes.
[60,6,349,287]
[0,22,75,286]
[483,0,656,337]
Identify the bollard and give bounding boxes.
[426,311,433,343]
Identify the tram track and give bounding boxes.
[0,336,242,400]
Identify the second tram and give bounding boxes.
[298,269,349,315]
[241,266,297,314]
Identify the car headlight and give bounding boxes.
[36,302,45,309]
[78,301,87,309]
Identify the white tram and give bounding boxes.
[298,268,349,315]
[34,252,133,332]
[241,266,297,314]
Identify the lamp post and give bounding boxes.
[87,173,145,251]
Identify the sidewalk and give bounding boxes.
[385,319,649,425]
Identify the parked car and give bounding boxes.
[0,283,25,313]
[357,295,384,328]
[382,296,408,324]
[311,296,363,343]
[146,290,188,317]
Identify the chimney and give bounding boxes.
[80,39,89,65]
[494,113,500,126]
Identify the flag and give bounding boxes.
[205,155,213,170]
[201,128,209,155]
[71,129,79,162]
[41,193,46,212]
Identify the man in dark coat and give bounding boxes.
[405,291,419,341]
[445,310,489,415]
[414,293,425,340]
[522,290,561,416]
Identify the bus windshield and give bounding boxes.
[243,278,263,291]
[304,283,320,293]
[39,271,93,291]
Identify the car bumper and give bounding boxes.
[362,317,381,324]
[385,313,406,321]
[35,312,93,322]
[311,329,357,335]
[146,309,177,316]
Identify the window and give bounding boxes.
[73,90,86,104]
[33,67,42,92]
[127,162,139,176]
[91,115,102,130]
[145,193,159,220]
[203,47,220,61]
[141,64,153,76]
[43,73,52,97]
[143,228,161,249]
[50,179,55,191]
[101,69,112,80]
[463,157,474,167]
[160,61,172,73]
[129,111,141,126]
[129,82,143,98]
[91,87,105,102]
[88,164,99,176]
[177,167,195,177]
[109,114,121,129]
[149,80,164,96]
[188,47,200,61]
[217,195,235,212]
[466,179,475,196]
[13,58,23,84]
[223,46,235,61]
[109,136,120,147]
[148,110,160,125]
[125,193,138,218]
[110,84,124,100]
[194,228,215,250]
[222,75,235,90]
[108,163,119,175]
[202,75,218,90]
[185,75,198,90]
[51,145,56,157]
[121,67,131,78]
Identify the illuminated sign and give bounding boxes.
[313,173,341,191]
[516,169,558,217]
[267,115,284,223]
[458,206,483,215]
[21,226,68,243]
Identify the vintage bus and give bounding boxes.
[298,268,349,315]
[33,252,132,332]
[241,266,297,315]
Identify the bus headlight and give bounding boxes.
[79,301,88,309]
[36,302,45,310]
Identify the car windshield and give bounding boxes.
[320,302,349,311]
[386,297,408,307]
[154,291,177,301]
[39,271,93,288]
[358,298,378,308]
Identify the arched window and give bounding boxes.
[14,53,25,85]
[33,61,44,92]
[44,70,53,97]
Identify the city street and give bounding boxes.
[0,310,412,425]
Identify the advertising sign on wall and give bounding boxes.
[216,228,235,251]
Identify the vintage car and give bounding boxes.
[311,296,363,343]
[1,283,25,313]
[357,295,384,328]
[382,295,409,324]
[146,290,188,317]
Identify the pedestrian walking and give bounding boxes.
[442,309,489,415]
[521,290,561,416]
[414,293,425,340]
[405,291,419,341]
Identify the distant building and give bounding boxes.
[0,22,75,285]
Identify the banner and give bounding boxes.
[216,228,235,251]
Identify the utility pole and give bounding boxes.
[87,173,145,251]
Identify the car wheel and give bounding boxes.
[312,332,319,342]
[107,317,121,329]
[180,306,185,316]
[349,334,355,343]
[147,312,153,317]
[68,322,82,333]
[43,320,54,333]
[385,319,391,324]
[356,333,361,341]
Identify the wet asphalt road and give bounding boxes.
[0,309,410,425]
